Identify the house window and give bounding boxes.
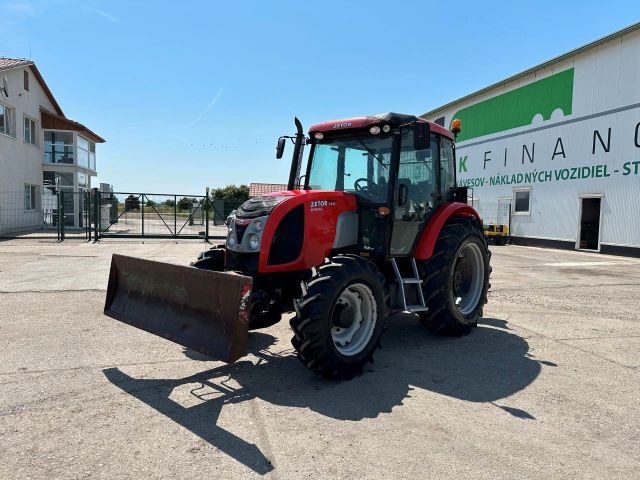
[24,115,38,146]
[77,135,96,170]
[24,70,29,91]
[0,103,15,137]
[24,184,37,210]
[513,188,531,215]
[44,131,74,164]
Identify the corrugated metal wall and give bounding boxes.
[427,27,640,249]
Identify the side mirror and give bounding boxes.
[276,137,286,159]
[413,122,430,150]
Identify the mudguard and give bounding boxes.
[414,202,481,260]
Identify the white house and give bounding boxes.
[423,23,640,257]
[0,57,105,234]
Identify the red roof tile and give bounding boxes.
[249,183,288,197]
[0,57,33,71]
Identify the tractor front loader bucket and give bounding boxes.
[104,254,252,363]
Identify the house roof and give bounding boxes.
[249,183,288,197]
[1,57,105,142]
[0,57,65,116]
[40,108,105,143]
[0,57,32,70]
[422,21,640,118]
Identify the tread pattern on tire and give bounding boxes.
[418,216,491,336]
[290,254,387,380]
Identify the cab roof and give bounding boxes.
[308,112,453,140]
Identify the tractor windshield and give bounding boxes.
[306,134,393,203]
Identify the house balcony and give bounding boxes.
[41,108,105,174]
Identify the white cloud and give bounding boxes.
[82,5,119,23]
[185,88,225,128]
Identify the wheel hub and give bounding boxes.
[452,242,484,315]
[331,283,377,356]
[332,302,356,329]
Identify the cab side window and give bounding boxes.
[440,137,456,192]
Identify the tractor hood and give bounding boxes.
[236,194,294,219]
[228,190,358,273]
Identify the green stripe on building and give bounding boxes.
[452,68,574,142]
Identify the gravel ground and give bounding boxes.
[0,239,639,479]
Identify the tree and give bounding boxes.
[145,199,156,207]
[164,199,176,208]
[125,195,140,211]
[177,197,198,211]
[210,184,249,200]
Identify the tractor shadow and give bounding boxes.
[103,316,545,475]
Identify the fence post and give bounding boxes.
[60,190,65,241]
[508,205,512,245]
[205,188,210,242]
[92,188,100,241]
[85,191,89,240]
[56,190,61,241]
[174,195,177,237]
[141,194,145,237]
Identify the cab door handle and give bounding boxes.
[398,184,409,206]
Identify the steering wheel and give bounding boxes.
[354,177,371,192]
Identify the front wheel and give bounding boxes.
[290,255,387,379]
[418,217,491,336]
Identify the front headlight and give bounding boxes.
[227,235,235,247]
[253,219,264,232]
[247,233,260,251]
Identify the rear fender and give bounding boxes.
[414,202,481,260]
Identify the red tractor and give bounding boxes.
[105,113,491,379]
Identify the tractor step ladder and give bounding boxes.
[391,258,428,313]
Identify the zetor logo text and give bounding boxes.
[333,122,352,129]
[310,200,336,212]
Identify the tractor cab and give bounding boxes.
[300,113,462,258]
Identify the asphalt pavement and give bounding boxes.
[0,239,638,479]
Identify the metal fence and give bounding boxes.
[471,199,512,244]
[0,188,92,240]
[0,188,243,241]
[96,191,235,240]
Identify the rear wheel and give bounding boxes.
[290,255,387,379]
[418,217,490,336]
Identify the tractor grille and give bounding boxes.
[236,224,248,243]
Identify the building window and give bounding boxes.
[44,131,74,164]
[24,184,37,210]
[0,103,15,137]
[24,70,29,91]
[77,135,96,170]
[513,188,531,215]
[24,115,38,146]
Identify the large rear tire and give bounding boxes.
[418,217,491,336]
[290,255,387,380]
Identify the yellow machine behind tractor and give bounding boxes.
[484,223,509,245]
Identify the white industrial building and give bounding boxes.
[424,23,640,257]
[0,57,104,234]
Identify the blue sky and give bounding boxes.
[1,0,637,194]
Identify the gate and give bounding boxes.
[94,191,228,240]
